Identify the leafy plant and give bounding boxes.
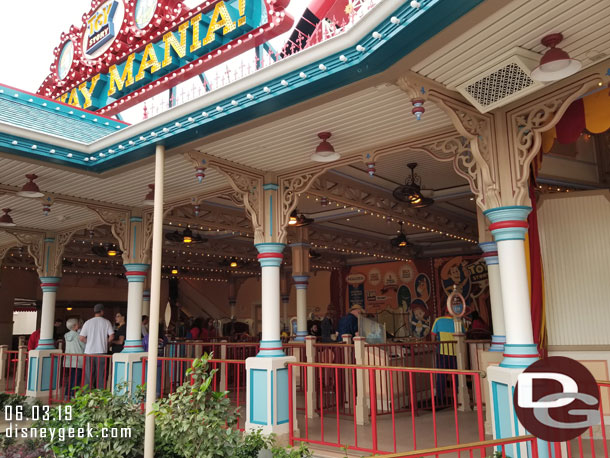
[0,436,52,458]
[271,443,313,458]
[235,429,275,458]
[152,353,243,458]
[36,384,145,458]
[0,393,42,417]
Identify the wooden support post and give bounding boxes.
[219,340,227,391]
[0,345,7,392]
[15,345,27,395]
[353,336,369,425]
[453,326,472,412]
[305,336,316,419]
[194,341,203,359]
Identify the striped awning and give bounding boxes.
[542,87,610,153]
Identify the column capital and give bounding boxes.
[255,243,285,267]
[124,263,150,282]
[40,276,61,292]
[484,206,531,241]
[292,274,309,290]
[479,241,499,266]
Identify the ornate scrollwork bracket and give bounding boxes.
[87,206,131,260]
[5,230,45,276]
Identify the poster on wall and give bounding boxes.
[345,261,434,338]
[435,256,491,326]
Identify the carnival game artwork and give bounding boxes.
[410,299,430,338]
[397,285,412,314]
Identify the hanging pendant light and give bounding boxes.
[288,210,298,225]
[107,244,119,257]
[391,222,409,248]
[229,258,238,268]
[531,33,581,82]
[171,267,179,275]
[182,227,193,244]
[0,209,16,227]
[143,184,155,206]
[311,132,340,162]
[17,174,44,198]
[393,163,434,208]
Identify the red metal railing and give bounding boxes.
[165,341,259,360]
[49,353,113,403]
[374,435,537,458]
[3,351,21,394]
[365,341,458,368]
[288,361,485,455]
[141,356,247,430]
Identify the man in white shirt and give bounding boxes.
[80,303,114,389]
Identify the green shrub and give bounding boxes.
[36,385,145,458]
[152,353,242,458]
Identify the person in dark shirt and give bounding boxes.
[337,304,363,341]
[111,311,127,354]
[320,312,334,342]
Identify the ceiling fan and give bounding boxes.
[288,210,314,227]
[91,243,123,258]
[393,162,434,208]
[390,222,409,248]
[164,227,207,244]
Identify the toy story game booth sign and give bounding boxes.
[434,255,491,331]
[345,261,434,340]
[39,0,294,115]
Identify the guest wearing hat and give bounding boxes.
[336,304,363,342]
[79,303,114,389]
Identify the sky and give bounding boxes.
[0,0,309,95]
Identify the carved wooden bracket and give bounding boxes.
[4,230,45,276]
[87,206,131,259]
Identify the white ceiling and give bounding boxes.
[196,84,454,172]
[412,0,610,89]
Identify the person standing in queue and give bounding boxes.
[79,304,114,389]
[336,304,363,342]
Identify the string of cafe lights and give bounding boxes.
[308,242,410,261]
[536,183,576,194]
[161,275,228,282]
[302,194,478,244]
[167,221,253,238]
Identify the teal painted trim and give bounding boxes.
[250,369,268,425]
[500,344,538,368]
[512,386,521,458]
[263,184,278,190]
[490,228,528,242]
[43,238,55,243]
[132,225,137,257]
[130,217,143,222]
[0,0,484,173]
[36,339,56,350]
[489,335,505,352]
[493,381,514,457]
[28,357,38,391]
[122,340,145,353]
[259,258,283,268]
[289,242,310,248]
[269,195,273,236]
[271,371,274,425]
[131,361,143,398]
[114,362,127,395]
[277,368,289,424]
[254,243,285,254]
[483,206,532,223]
[40,356,54,391]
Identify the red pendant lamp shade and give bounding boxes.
[311,132,340,162]
[17,174,44,198]
[0,208,16,227]
[531,33,581,82]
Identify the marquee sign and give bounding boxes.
[38,0,293,115]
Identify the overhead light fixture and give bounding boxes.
[229,258,238,268]
[107,245,118,257]
[311,132,340,162]
[393,163,434,208]
[17,174,44,198]
[391,222,409,248]
[531,33,581,82]
[66,307,73,311]
[288,210,298,225]
[143,184,155,206]
[0,209,16,227]
[182,227,193,244]
[171,268,178,275]
[294,213,314,227]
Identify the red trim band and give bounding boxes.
[259,347,283,351]
[257,253,284,260]
[489,220,528,231]
[125,271,147,277]
[41,283,60,287]
[503,354,539,358]
[481,251,498,258]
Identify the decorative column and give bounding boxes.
[112,213,152,394]
[37,275,61,350]
[484,206,537,368]
[123,264,150,352]
[479,242,505,352]
[142,290,151,317]
[290,229,311,342]
[280,269,290,333]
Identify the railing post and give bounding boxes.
[305,336,316,419]
[454,332,472,412]
[193,341,202,359]
[368,368,378,453]
[353,336,369,425]
[58,340,64,351]
[0,345,7,391]
[15,345,27,395]
[18,336,25,348]
[219,340,227,391]
[342,334,354,411]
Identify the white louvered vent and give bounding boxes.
[456,49,545,113]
